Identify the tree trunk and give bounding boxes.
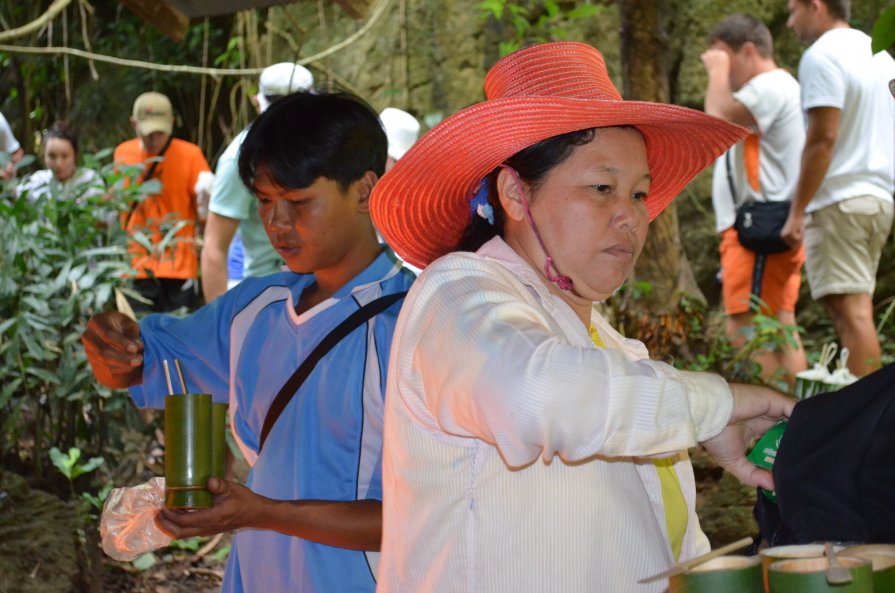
[617,0,705,357]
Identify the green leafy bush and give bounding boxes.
[0,153,158,487]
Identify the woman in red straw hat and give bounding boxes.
[371,42,794,592]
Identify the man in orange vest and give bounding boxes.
[115,92,211,312]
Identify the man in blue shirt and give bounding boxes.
[201,62,315,303]
[82,91,415,593]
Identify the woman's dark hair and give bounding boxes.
[44,120,79,157]
[238,90,387,192]
[453,128,596,253]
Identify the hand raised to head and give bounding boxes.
[700,48,731,75]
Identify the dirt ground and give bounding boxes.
[102,538,228,593]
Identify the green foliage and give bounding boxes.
[82,481,114,512]
[0,152,157,487]
[1,0,239,160]
[872,7,895,54]
[132,552,158,571]
[49,446,104,482]
[166,536,206,552]
[478,0,602,56]
[875,296,895,367]
[676,296,803,390]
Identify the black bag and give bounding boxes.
[734,200,791,254]
[725,150,791,254]
[753,363,895,545]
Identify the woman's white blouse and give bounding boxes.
[377,236,734,593]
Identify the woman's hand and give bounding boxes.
[702,383,796,491]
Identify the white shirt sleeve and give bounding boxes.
[0,112,21,154]
[799,45,846,110]
[398,256,733,468]
[734,73,782,135]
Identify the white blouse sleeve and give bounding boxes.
[396,255,733,468]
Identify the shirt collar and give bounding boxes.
[289,246,405,303]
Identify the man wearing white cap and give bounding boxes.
[379,107,420,172]
[114,91,211,312]
[201,63,314,303]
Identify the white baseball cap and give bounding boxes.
[257,63,314,112]
[380,107,421,161]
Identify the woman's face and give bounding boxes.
[509,126,651,303]
[44,137,77,182]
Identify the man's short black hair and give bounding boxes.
[238,90,387,192]
[709,14,774,59]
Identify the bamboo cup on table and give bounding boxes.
[841,544,895,592]
[768,556,872,593]
[668,555,763,593]
[759,544,827,593]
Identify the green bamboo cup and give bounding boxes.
[841,544,895,592]
[668,555,763,593]
[769,556,872,593]
[211,402,228,479]
[164,393,213,509]
[760,544,827,593]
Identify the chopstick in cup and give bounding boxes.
[162,360,175,396]
[174,359,188,394]
[637,536,754,583]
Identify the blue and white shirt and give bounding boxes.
[131,247,415,593]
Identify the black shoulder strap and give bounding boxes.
[725,149,738,203]
[258,290,408,453]
[125,135,174,228]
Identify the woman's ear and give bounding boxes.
[354,170,380,213]
[496,167,527,223]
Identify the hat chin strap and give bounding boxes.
[500,165,579,296]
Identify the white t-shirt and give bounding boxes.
[711,69,804,232]
[0,112,21,154]
[798,27,895,212]
[16,167,104,203]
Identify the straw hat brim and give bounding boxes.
[371,95,747,269]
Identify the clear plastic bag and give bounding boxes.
[100,477,173,561]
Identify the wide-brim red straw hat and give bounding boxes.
[371,41,747,268]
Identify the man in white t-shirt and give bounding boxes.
[784,0,895,376]
[702,14,807,388]
[200,63,314,303]
[0,111,24,181]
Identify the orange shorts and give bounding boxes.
[719,228,805,315]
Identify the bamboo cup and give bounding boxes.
[768,556,872,593]
[760,544,827,593]
[841,544,895,592]
[211,402,228,479]
[164,393,213,509]
[668,555,763,593]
